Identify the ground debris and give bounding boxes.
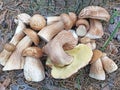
[0,78,11,90]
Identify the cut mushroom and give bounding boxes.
[76,19,89,37]
[79,6,110,22]
[38,13,74,42]
[85,19,104,39]
[46,44,93,79]
[0,19,26,66]
[42,30,78,67]
[101,53,118,73]
[30,14,46,31]
[89,58,105,80]
[23,47,45,82]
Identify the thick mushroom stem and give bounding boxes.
[101,53,118,73]
[38,21,64,42]
[42,30,78,67]
[0,20,26,66]
[38,13,74,42]
[46,16,61,25]
[76,19,89,37]
[89,58,105,80]
[85,19,104,39]
[3,36,32,71]
[24,56,45,82]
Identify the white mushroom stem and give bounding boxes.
[86,19,104,39]
[24,56,45,82]
[3,36,32,71]
[0,20,26,66]
[89,58,105,80]
[76,25,87,37]
[46,16,61,25]
[38,21,64,42]
[101,53,118,73]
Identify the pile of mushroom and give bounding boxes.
[0,6,118,82]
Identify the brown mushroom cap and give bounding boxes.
[60,13,73,30]
[4,43,16,52]
[22,47,43,58]
[79,6,110,22]
[80,37,91,44]
[68,12,77,25]
[76,19,89,30]
[90,49,103,64]
[23,28,39,45]
[30,14,46,30]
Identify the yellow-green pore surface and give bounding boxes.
[46,44,93,79]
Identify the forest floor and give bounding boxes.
[0,0,120,90]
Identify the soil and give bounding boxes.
[0,0,120,90]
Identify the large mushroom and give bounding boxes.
[38,13,76,42]
[42,30,78,67]
[0,13,31,66]
[22,47,45,82]
[46,44,93,79]
[78,6,110,39]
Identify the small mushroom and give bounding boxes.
[80,37,96,50]
[90,49,103,64]
[23,47,45,82]
[42,30,78,67]
[85,19,104,39]
[76,19,89,37]
[46,44,93,79]
[38,13,75,42]
[30,14,46,31]
[17,13,31,24]
[101,53,118,73]
[79,6,110,22]
[89,58,105,80]
[46,12,77,25]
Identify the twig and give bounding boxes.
[101,22,120,51]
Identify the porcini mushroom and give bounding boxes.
[0,18,26,66]
[38,13,74,42]
[79,6,110,22]
[30,14,46,31]
[76,19,89,37]
[89,49,106,80]
[46,44,93,79]
[80,37,96,50]
[101,53,118,73]
[89,58,105,80]
[85,19,104,39]
[46,12,77,25]
[22,47,45,82]
[42,30,78,67]
[17,13,31,24]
